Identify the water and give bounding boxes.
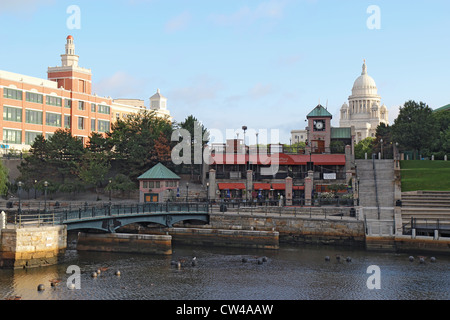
[0,244,449,300]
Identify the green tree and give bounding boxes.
[78,152,111,200]
[374,123,393,159]
[0,161,9,197]
[108,110,173,182]
[177,115,210,179]
[392,101,437,159]
[354,137,375,159]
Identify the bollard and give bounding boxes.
[411,229,416,239]
[434,230,439,240]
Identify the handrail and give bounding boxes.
[372,154,381,220]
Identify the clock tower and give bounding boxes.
[306,104,332,153]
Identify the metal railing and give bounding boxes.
[8,202,209,228]
[402,217,450,236]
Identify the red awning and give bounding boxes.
[218,183,246,190]
[208,153,346,166]
[254,183,271,190]
[271,183,285,190]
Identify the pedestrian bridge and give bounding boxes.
[16,202,210,233]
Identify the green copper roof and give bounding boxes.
[137,163,181,180]
[434,104,450,113]
[331,127,352,139]
[307,104,333,118]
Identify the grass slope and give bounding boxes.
[400,160,450,192]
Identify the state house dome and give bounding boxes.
[351,60,378,96]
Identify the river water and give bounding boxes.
[0,243,449,301]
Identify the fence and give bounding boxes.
[6,202,210,228]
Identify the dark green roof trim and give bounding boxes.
[137,163,181,180]
[307,104,333,118]
[331,127,352,139]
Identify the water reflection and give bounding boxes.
[0,244,449,300]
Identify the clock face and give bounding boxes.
[314,120,325,131]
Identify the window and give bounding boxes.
[98,104,110,114]
[3,88,23,100]
[46,96,62,106]
[64,99,72,108]
[116,113,120,120]
[3,106,22,122]
[25,131,42,145]
[78,101,85,110]
[45,132,54,140]
[78,117,85,130]
[143,181,148,188]
[25,109,43,125]
[45,113,62,127]
[26,92,43,104]
[91,119,96,131]
[3,129,22,144]
[64,115,71,129]
[149,181,154,188]
[155,181,160,188]
[91,103,96,112]
[97,120,110,132]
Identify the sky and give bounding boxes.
[1,0,450,145]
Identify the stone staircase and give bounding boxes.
[400,191,450,226]
[356,159,395,222]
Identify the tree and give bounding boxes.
[354,137,375,159]
[18,129,85,193]
[78,152,111,200]
[108,110,173,182]
[177,115,210,179]
[392,101,437,159]
[374,123,393,159]
[0,161,9,197]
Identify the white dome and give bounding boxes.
[341,102,349,110]
[352,61,378,96]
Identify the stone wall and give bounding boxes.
[76,232,172,255]
[0,225,67,269]
[169,228,279,250]
[209,213,365,246]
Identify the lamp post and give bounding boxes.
[206,182,210,203]
[380,138,384,159]
[186,182,189,202]
[242,125,247,170]
[108,178,112,202]
[17,181,23,214]
[44,181,48,213]
[34,179,37,199]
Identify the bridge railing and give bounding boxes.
[6,202,210,227]
[60,202,209,223]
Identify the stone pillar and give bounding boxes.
[1,211,5,230]
[304,170,314,206]
[209,169,216,201]
[285,177,293,206]
[246,170,253,202]
[444,155,447,161]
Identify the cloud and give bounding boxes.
[165,11,191,33]
[249,83,273,99]
[209,0,287,27]
[93,71,147,99]
[169,75,225,108]
[0,0,55,17]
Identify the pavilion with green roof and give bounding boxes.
[138,163,181,203]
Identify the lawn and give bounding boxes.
[400,160,450,192]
